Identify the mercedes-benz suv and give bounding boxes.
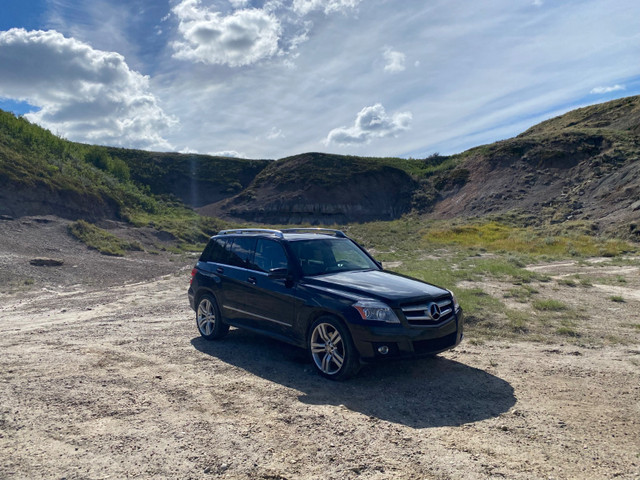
[188,228,463,380]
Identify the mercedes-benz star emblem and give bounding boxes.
[429,303,441,320]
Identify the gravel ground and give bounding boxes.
[0,216,639,479]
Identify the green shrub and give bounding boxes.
[68,220,142,256]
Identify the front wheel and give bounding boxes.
[196,294,229,340]
[308,316,359,380]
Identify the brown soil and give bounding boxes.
[1,218,639,479]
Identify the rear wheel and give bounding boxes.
[196,294,229,340]
[308,316,359,380]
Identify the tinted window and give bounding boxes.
[227,237,256,268]
[289,238,378,276]
[254,239,288,273]
[201,238,231,263]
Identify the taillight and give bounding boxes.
[190,268,197,285]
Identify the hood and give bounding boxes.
[302,269,448,305]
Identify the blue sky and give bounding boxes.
[0,0,638,159]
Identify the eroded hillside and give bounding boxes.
[200,96,640,236]
[1,96,639,236]
[435,96,640,234]
[199,153,420,223]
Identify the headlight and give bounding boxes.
[353,300,400,324]
[447,289,460,311]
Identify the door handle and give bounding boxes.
[216,267,224,274]
[247,276,257,285]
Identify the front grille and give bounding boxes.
[401,298,454,326]
[413,332,458,354]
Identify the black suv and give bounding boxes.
[188,228,463,380]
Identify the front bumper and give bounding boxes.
[349,308,464,360]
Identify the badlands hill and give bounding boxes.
[1,96,639,237]
[202,95,640,235]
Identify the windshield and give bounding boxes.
[289,238,379,276]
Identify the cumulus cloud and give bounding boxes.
[326,103,412,145]
[292,0,362,15]
[590,84,625,94]
[171,0,281,67]
[382,46,405,73]
[0,28,175,150]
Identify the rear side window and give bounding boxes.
[200,238,230,263]
[254,239,288,273]
[227,237,257,268]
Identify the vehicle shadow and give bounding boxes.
[191,329,516,429]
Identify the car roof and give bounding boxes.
[215,228,348,242]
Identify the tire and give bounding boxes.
[308,316,360,380]
[195,294,229,340]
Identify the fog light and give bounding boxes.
[377,345,389,355]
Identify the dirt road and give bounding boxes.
[0,270,638,479]
[0,216,639,479]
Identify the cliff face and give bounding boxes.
[432,97,640,233]
[0,181,119,221]
[198,153,418,224]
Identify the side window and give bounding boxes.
[227,237,256,269]
[199,240,215,262]
[201,238,230,263]
[254,239,288,273]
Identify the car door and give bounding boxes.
[217,236,260,328]
[241,238,297,339]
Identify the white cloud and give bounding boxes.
[179,146,199,153]
[211,150,245,158]
[171,0,282,67]
[590,84,625,94]
[292,0,362,15]
[0,28,175,150]
[382,46,405,73]
[326,103,412,145]
[266,127,285,140]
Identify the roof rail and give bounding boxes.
[280,228,347,238]
[218,228,284,238]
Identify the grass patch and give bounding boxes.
[421,220,636,257]
[504,285,538,302]
[68,220,142,256]
[556,326,581,337]
[610,296,626,303]
[506,310,529,334]
[533,299,569,311]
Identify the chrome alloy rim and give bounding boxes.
[197,298,216,336]
[310,323,345,375]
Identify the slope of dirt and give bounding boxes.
[0,215,191,291]
[201,153,418,224]
[433,131,640,235]
[431,96,640,232]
